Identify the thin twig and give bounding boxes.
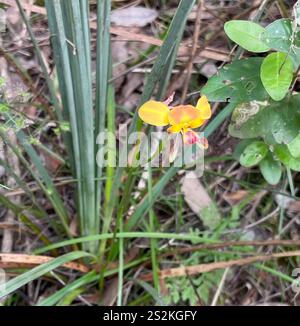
[142,250,300,280]
[211,267,230,306]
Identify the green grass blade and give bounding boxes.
[61,0,96,247]
[147,166,160,292]
[104,79,116,217]
[95,0,111,222]
[0,251,91,299]
[117,217,124,306]
[37,271,97,306]
[125,167,178,231]
[45,0,84,227]
[35,232,213,255]
[204,102,237,138]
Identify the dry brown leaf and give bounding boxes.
[180,172,220,229]
[111,6,158,27]
[277,197,300,214]
[121,72,143,100]
[111,41,128,91]
[101,277,118,306]
[0,253,89,273]
[223,190,249,205]
[181,172,211,213]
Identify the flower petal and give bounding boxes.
[198,137,209,149]
[196,96,211,119]
[168,105,201,125]
[167,124,182,133]
[138,101,170,126]
[183,130,198,145]
[189,117,206,129]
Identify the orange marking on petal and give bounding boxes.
[168,105,202,125]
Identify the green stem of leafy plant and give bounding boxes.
[286,167,296,196]
[255,263,296,283]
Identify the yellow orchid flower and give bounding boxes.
[138,95,211,147]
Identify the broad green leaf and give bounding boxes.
[229,94,300,145]
[201,58,268,103]
[274,144,300,171]
[259,153,282,185]
[260,52,293,101]
[224,20,270,52]
[287,134,300,158]
[261,19,300,69]
[239,141,268,167]
[233,139,257,161]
